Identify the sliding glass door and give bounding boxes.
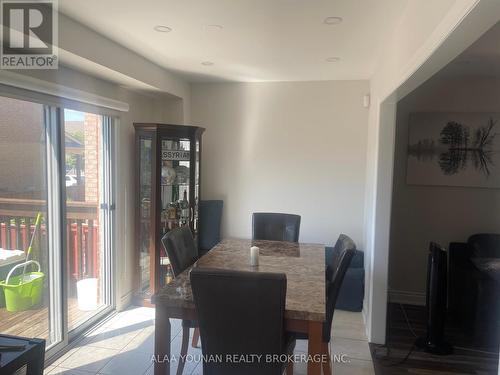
[0,94,115,353]
[63,109,114,333]
[0,96,60,347]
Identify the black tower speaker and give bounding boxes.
[415,242,453,355]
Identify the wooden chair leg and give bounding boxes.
[322,342,332,375]
[176,326,190,375]
[191,327,200,348]
[286,360,294,375]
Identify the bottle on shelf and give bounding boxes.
[180,190,190,226]
[165,265,173,285]
[161,209,168,234]
[192,196,198,230]
[167,201,177,220]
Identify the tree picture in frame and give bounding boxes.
[407,112,500,188]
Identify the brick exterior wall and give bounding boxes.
[84,113,101,203]
[0,96,45,198]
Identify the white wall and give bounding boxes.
[389,76,500,303]
[190,81,369,247]
[362,0,499,344]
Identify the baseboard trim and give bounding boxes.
[361,305,370,341]
[118,290,134,311]
[388,289,426,306]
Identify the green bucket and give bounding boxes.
[0,261,44,312]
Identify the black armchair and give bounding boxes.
[448,233,500,348]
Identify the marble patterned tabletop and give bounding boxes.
[153,238,326,321]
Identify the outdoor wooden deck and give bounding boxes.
[0,298,97,340]
[0,198,104,342]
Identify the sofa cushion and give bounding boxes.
[336,268,365,312]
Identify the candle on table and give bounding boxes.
[250,246,259,266]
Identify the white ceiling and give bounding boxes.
[59,0,407,83]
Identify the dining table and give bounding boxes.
[152,238,326,375]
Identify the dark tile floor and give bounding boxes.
[370,303,499,375]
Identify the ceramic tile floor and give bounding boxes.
[44,307,374,375]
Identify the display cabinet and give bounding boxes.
[134,123,204,304]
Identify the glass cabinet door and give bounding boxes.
[194,139,200,234]
[159,137,192,285]
[138,136,153,292]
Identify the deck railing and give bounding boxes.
[0,198,99,281]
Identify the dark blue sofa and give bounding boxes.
[198,200,223,255]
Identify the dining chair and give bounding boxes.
[161,226,200,375]
[295,243,356,374]
[326,234,356,282]
[190,268,295,375]
[252,212,301,242]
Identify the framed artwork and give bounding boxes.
[407,112,500,188]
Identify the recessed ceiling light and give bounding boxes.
[324,16,343,25]
[154,25,172,33]
[201,61,214,66]
[206,24,223,31]
[325,57,340,63]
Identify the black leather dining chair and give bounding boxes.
[161,226,199,375]
[295,242,356,374]
[326,234,357,282]
[252,212,301,242]
[190,268,295,375]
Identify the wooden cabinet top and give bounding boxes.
[133,123,205,138]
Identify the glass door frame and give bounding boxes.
[135,129,157,297]
[65,112,116,342]
[44,105,66,356]
[0,89,117,359]
[46,109,117,356]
